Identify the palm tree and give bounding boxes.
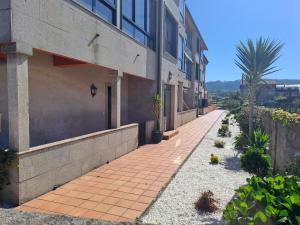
[235,38,283,135]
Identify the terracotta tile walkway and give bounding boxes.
[18,110,223,222]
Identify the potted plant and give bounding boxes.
[152,94,163,143]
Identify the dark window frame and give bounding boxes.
[121,0,155,49]
[177,35,184,70]
[164,7,178,58]
[179,0,185,23]
[74,0,117,25]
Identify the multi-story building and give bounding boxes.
[0,0,208,204]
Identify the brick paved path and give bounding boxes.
[18,110,223,222]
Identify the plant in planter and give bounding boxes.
[210,154,219,164]
[152,94,163,143]
[0,149,16,190]
[214,140,225,148]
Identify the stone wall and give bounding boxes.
[260,111,300,172]
[177,109,197,127]
[0,124,138,205]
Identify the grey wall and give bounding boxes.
[261,111,300,172]
[28,51,114,147]
[1,124,139,204]
[8,0,157,80]
[127,75,156,123]
[0,60,8,148]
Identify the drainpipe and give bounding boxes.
[197,65,201,117]
[156,0,164,131]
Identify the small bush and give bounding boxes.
[222,118,229,125]
[233,133,249,152]
[223,176,300,225]
[240,148,272,177]
[214,140,225,148]
[249,129,269,153]
[282,155,300,177]
[195,191,219,213]
[218,124,231,137]
[210,154,219,164]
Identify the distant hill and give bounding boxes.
[206,79,300,94]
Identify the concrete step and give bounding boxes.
[163,130,179,140]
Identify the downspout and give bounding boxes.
[156,0,164,131]
[197,65,201,117]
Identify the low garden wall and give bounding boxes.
[177,109,197,127]
[259,109,300,172]
[1,124,138,205]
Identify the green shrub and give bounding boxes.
[233,133,249,152]
[271,108,299,127]
[210,154,219,164]
[249,129,269,153]
[234,107,264,134]
[0,149,16,190]
[241,148,272,177]
[218,124,231,137]
[214,140,225,148]
[223,176,300,225]
[222,118,229,125]
[282,155,300,178]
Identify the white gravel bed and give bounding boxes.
[142,114,250,225]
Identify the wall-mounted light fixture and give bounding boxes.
[168,71,173,81]
[90,84,98,98]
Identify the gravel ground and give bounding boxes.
[142,114,250,225]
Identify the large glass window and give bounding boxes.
[184,55,192,80]
[196,63,200,80]
[186,27,192,50]
[180,0,185,23]
[165,9,178,58]
[177,35,184,70]
[121,0,156,49]
[75,0,116,25]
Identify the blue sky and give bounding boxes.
[187,0,300,81]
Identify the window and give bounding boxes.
[165,9,178,58]
[184,55,192,80]
[121,0,156,49]
[180,0,185,23]
[177,35,184,70]
[196,63,200,80]
[75,0,116,25]
[186,27,192,50]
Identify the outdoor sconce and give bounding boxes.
[168,71,173,81]
[90,84,98,98]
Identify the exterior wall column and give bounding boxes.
[111,71,122,128]
[178,82,183,112]
[6,53,30,152]
[116,0,121,29]
[170,84,178,129]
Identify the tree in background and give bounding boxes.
[235,38,283,135]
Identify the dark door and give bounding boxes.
[138,122,146,146]
[107,86,112,129]
[164,84,172,131]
